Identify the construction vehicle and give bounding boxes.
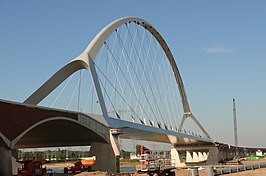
[17,159,46,176]
[139,145,175,176]
[64,156,96,173]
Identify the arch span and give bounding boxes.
[23,16,210,138]
[12,117,108,149]
[24,16,190,115]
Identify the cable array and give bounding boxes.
[93,22,183,130]
[38,20,207,137]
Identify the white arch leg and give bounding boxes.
[24,53,89,105]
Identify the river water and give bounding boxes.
[120,166,136,172]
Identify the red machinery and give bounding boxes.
[139,145,175,176]
[17,159,46,176]
[64,156,96,173]
[141,145,151,155]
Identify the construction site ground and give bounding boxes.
[48,168,266,176]
[44,158,266,176]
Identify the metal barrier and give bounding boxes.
[213,162,266,175]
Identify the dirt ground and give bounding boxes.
[45,159,266,176]
[49,167,266,176]
[57,167,266,176]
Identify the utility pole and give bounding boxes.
[233,98,239,156]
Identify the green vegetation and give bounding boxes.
[121,149,131,159]
[246,156,262,161]
[120,159,139,166]
[136,145,141,155]
[18,148,90,162]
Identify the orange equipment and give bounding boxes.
[64,156,96,173]
[141,145,151,154]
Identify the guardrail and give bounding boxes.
[212,162,266,175]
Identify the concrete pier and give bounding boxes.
[89,129,121,173]
[0,147,12,176]
[89,142,119,173]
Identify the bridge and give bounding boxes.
[0,17,264,175]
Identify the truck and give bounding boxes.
[139,145,175,176]
[17,159,46,176]
[63,156,96,173]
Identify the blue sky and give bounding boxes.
[1,1,266,148]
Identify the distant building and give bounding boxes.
[130,152,139,160]
[256,150,263,156]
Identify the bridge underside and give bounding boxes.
[14,119,107,149]
[119,128,208,145]
[0,99,109,150]
[0,137,8,149]
[107,118,213,145]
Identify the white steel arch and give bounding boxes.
[24,16,210,138]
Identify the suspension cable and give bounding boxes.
[67,71,84,110]
[51,73,74,107]
[125,23,165,127]
[104,41,150,123]
[115,27,161,126]
[92,58,145,122]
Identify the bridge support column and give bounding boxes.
[0,147,18,176]
[192,152,199,162]
[203,152,208,160]
[198,152,204,162]
[171,146,185,167]
[0,147,12,176]
[186,151,193,162]
[89,129,121,173]
[206,146,219,165]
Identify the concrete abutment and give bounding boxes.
[0,147,18,176]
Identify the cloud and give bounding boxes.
[201,47,234,54]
